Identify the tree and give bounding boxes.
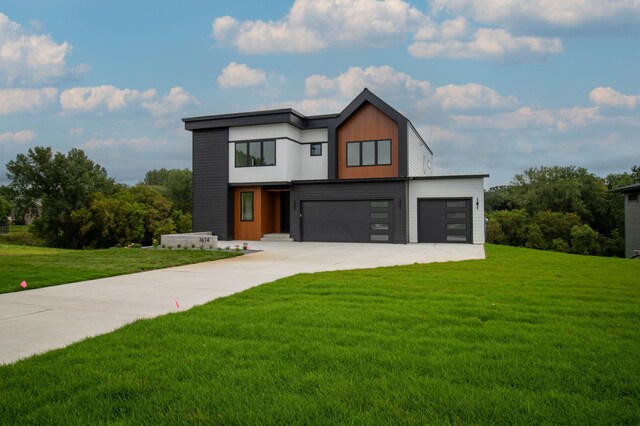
[570,224,601,256]
[0,195,11,224]
[73,186,175,248]
[142,168,192,214]
[6,147,116,248]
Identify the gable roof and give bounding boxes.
[334,88,408,129]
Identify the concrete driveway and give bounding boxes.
[0,242,484,364]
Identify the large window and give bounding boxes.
[235,141,276,167]
[240,192,253,221]
[346,140,391,167]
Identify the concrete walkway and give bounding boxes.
[0,242,484,364]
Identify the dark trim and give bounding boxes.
[292,177,408,185]
[184,109,337,131]
[229,136,327,145]
[229,181,290,187]
[610,182,640,193]
[409,174,490,180]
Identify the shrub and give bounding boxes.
[525,224,547,250]
[551,238,570,253]
[486,219,507,244]
[571,224,601,255]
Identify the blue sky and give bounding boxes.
[1,0,638,187]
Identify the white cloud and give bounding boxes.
[69,127,84,135]
[589,86,639,109]
[429,0,640,31]
[60,85,156,113]
[408,28,562,59]
[0,130,36,144]
[213,0,425,54]
[0,87,57,115]
[453,106,600,130]
[305,65,432,99]
[302,65,515,112]
[0,13,79,84]
[431,83,517,109]
[142,86,200,117]
[217,62,266,89]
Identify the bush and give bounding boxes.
[551,238,570,253]
[487,209,529,246]
[571,224,601,255]
[525,224,547,250]
[486,219,507,244]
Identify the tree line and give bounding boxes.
[1,146,192,249]
[486,165,640,257]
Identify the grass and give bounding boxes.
[1,244,639,424]
[0,244,240,294]
[0,224,44,246]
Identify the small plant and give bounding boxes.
[177,244,181,249]
[161,244,165,249]
[225,246,230,250]
[243,242,249,251]
[152,238,159,248]
[209,245,214,250]
[183,246,188,250]
[234,244,241,252]
[167,246,172,250]
[191,244,196,249]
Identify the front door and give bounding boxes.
[280,191,290,233]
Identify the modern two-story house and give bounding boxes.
[183,89,488,244]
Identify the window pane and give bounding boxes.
[447,235,467,242]
[377,140,391,165]
[370,201,389,208]
[370,234,389,241]
[446,212,467,219]
[362,141,376,166]
[370,223,389,230]
[446,201,466,208]
[310,143,322,156]
[347,143,360,166]
[370,212,389,219]
[241,192,253,221]
[447,223,467,230]
[249,142,262,166]
[262,140,275,165]
[630,193,638,202]
[235,143,248,167]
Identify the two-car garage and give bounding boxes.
[301,199,394,243]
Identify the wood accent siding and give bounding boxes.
[338,103,399,179]
[233,187,281,240]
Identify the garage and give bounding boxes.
[418,198,472,243]
[301,200,394,243]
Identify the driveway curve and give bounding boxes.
[0,242,484,364]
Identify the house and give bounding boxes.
[610,182,640,258]
[182,89,488,244]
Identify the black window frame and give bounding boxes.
[234,140,276,168]
[345,139,392,167]
[310,143,322,156]
[240,192,254,222]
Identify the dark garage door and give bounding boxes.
[302,200,393,243]
[418,199,471,243]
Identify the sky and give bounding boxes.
[0,0,639,188]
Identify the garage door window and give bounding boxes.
[370,223,389,230]
[370,201,389,208]
[446,201,466,208]
[370,212,389,219]
[447,212,466,219]
[447,235,467,242]
[447,223,467,230]
[371,235,389,242]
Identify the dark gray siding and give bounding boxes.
[290,180,407,243]
[192,128,232,240]
[625,192,640,258]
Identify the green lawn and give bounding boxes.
[1,245,639,424]
[0,244,240,294]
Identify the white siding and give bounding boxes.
[228,124,328,183]
[407,123,433,177]
[409,178,486,244]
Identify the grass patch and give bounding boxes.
[0,244,240,294]
[0,224,44,247]
[1,245,639,423]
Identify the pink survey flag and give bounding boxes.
[175,299,180,308]
[20,281,27,289]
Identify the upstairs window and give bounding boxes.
[346,140,391,167]
[310,143,322,156]
[235,140,276,167]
